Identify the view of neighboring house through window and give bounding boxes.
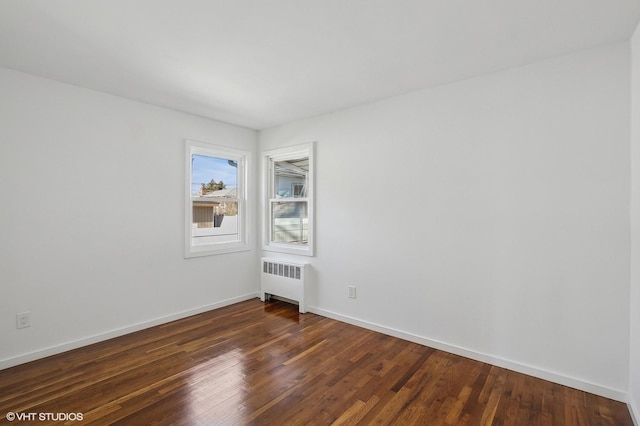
[272,158,308,244]
[264,143,314,256]
[192,155,238,243]
[185,140,249,257]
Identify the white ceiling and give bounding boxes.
[1,1,639,130]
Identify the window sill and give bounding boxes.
[263,243,314,257]
[185,245,251,258]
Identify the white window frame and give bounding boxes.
[185,140,250,258]
[262,142,315,256]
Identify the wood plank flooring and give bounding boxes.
[0,299,633,425]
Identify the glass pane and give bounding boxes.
[191,154,239,244]
[274,157,308,198]
[271,201,308,244]
[192,201,239,245]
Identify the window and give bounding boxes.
[263,142,314,256]
[185,140,250,257]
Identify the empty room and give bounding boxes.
[2,1,640,424]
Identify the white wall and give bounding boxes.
[0,68,259,368]
[260,43,631,399]
[630,22,640,423]
[0,39,634,405]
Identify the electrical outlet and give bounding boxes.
[16,311,31,329]
[348,285,357,299]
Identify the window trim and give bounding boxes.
[185,139,251,258]
[262,142,315,256]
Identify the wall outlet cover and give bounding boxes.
[348,285,357,299]
[16,312,31,329]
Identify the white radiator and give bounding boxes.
[260,258,308,313]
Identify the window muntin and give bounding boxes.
[263,143,314,256]
[185,141,249,257]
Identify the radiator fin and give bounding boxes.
[262,260,301,280]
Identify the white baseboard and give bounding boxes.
[2,296,630,405]
[0,292,259,371]
[629,396,640,426]
[308,305,628,403]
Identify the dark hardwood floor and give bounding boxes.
[0,299,633,425]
